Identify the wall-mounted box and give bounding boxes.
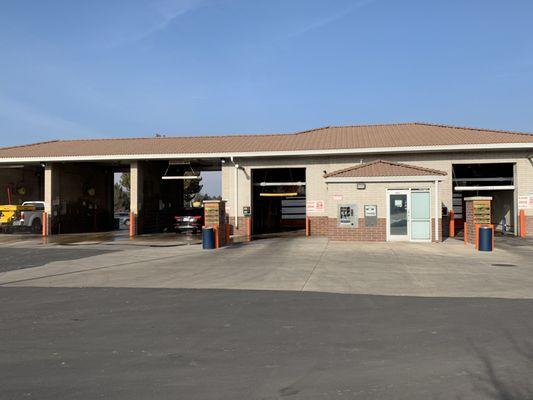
[338,204,358,228]
[364,205,377,227]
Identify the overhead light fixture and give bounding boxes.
[162,176,201,180]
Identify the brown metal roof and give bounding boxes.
[324,160,447,178]
[1,122,532,159]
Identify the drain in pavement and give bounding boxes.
[491,263,517,267]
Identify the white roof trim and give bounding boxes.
[0,142,531,163]
[325,175,446,183]
[454,185,515,191]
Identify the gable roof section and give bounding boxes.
[0,122,532,161]
[324,160,447,178]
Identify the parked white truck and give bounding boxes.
[11,201,45,233]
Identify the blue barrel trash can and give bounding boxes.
[478,226,493,252]
[202,227,215,250]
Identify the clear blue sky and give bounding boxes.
[1,0,532,147]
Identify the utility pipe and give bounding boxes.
[230,156,239,229]
[434,180,439,242]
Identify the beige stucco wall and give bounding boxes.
[222,157,329,218]
[324,181,437,220]
[221,150,533,229]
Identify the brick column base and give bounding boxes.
[327,218,387,241]
[526,216,533,237]
[308,216,328,236]
[226,216,251,238]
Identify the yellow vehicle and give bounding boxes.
[0,205,35,232]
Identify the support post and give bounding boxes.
[247,217,252,242]
[130,161,141,236]
[306,216,310,238]
[44,164,53,236]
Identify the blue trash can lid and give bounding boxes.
[202,227,214,231]
[479,226,491,230]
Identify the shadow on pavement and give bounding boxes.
[0,248,119,272]
[469,332,533,400]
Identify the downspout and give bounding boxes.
[434,180,439,242]
[231,156,239,229]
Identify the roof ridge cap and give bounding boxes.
[324,159,447,178]
[36,131,301,144]
[413,122,533,137]
[323,159,380,177]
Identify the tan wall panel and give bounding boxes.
[221,151,533,221]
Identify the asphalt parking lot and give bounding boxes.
[1,287,532,400]
[1,235,532,399]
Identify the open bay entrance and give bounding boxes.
[251,168,306,235]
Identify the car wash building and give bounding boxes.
[1,123,532,242]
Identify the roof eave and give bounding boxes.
[0,142,531,163]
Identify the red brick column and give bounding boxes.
[204,200,227,247]
[464,197,492,245]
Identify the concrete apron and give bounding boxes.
[0,236,532,299]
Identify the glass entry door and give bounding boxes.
[410,190,431,241]
[387,190,410,241]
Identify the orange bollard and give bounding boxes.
[247,217,252,242]
[519,210,526,238]
[306,216,310,238]
[42,212,47,237]
[449,210,455,238]
[129,212,135,238]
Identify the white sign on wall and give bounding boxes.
[518,195,532,210]
[306,200,325,213]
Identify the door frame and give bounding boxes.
[386,188,432,242]
[386,189,411,242]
